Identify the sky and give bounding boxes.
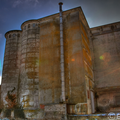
[0,0,120,84]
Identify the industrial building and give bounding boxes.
[1,2,120,119]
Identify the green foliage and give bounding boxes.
[5,87,17,109]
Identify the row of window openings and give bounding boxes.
[9,24,38,38]
[24,23,38,30]
[9,34,20,38]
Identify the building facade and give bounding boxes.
[91,22,120,113]
[1,3,120,119]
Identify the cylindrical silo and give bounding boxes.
[1,30,21,104]
[20,20,40,111]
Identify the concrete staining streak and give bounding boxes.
[59,2,65,102]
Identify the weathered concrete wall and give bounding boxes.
[91,22,120,112]
[63,9,94,114]
[91,23,120,88]
[63,11,86,104]
[96,88,120,112]
[38,8,91,105]
[38,7,93,116]
[44,104,67,120]
[39,17,61,104]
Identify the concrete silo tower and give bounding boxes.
[20,20,40,116]
[1,30,21,104]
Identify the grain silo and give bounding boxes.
[1,3,95,119]
[1,30,21,104]
[20,20,40,115]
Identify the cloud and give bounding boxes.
[25,0,40,7]
[34,0,39,7]
[12,0,40,8]
[13,0,22,8]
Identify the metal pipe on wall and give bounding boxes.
[59,2,65,102]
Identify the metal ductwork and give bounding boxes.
[59,2,65,102]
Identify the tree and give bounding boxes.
[4,87,25,118]
[5,87,17,109]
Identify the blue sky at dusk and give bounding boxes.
[0,0,120,84]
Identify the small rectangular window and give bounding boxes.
[28,24,30,28]
[9,34,11,38]
[13,34,16,37]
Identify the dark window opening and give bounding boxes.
[28,24,30,28]
[18,34,20,37]
[9,34,11,38]
[111,26,114,30]
[13,34,16,37]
